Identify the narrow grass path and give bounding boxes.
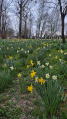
[0,79,36,119]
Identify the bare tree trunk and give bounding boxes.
[0,0,3,37]
[24,14,27,38]
[0,9,1,34]
[25,21,26,38]
[19,2,22,39]
[62,15,65,43]
[19,12,22,38]
[0,14,1,36]
[58,0,66,43]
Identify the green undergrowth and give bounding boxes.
[0,39,67,119]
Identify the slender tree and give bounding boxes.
[14,0,30,38]
[0,0,13,38]
[0,0,4,37]
[58,0,67,43]
[36,0,47,38]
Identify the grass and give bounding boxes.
[0,39,67,119]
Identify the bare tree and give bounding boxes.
[0,0,13,38]
[36,0,46,38]
[0,0,4,37]
[46,9,60,39]
[58,0,67,43]
[28,12,34,38]
[14,0,30,38]
[21,7,34,38]
[35,0,49,38]
[34,0,67,42]
[45,0,67,43]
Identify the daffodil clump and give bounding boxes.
[27,59,58,94]
[26,44,66,118]
[27,70,58,93]
[27,60,64,118]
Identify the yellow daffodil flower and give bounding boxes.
[9,56,13,60]
[18,73,22,78]
[30,70,36,78]
[27,84,33,93]
[18,47,20,50]
[30,60,34,66]
[39,77,46,84]
[55,56,58,59]
[5,55,7,58]
[27,65,30,68]
[7,47,9,50]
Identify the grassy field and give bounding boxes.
[0,39,67,119]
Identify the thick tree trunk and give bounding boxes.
[61,15,65,43]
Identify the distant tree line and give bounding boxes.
[0,0,67,43]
